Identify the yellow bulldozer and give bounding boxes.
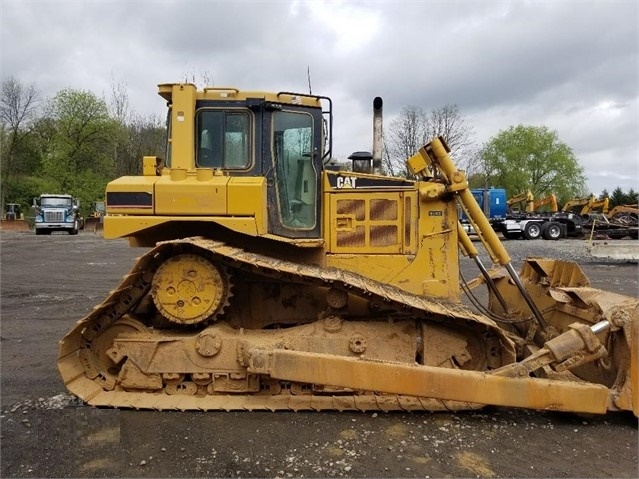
[58,83,638,415]
[0,203,29,231]
[84,200,106,232]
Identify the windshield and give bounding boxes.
[41,197,73,208]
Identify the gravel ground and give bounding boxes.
[0,231,637,478]
[468,236,637,265]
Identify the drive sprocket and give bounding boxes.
[151,253,232,325]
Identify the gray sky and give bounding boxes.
[2,0,637,196]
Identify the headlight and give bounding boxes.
[35,216,43,223]
[66,215,75,223]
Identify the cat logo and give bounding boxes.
[336,176,357,189]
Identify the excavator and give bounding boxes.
[562,195,610,216]
[506,190,534,213]
[607,204,639,227]
[531,194,558,213]
[58,83,638,415]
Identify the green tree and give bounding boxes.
[108,77,132,177]
[117,113,166,176]
[625,188,638,205]
[107,78,166,176]
[0,76,41,209]
[610,187,625,207]
[479,125,586,202]
[42,88,118,208]
[608,187,638,208]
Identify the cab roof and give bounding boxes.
[158,83,323,108]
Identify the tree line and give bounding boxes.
[0,76,165,216]
[383,106,637,208]
[1,76,636,216]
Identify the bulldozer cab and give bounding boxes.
[186,86,326,239]
[103,84,334,246]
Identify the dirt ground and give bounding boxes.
[1,230,637,478]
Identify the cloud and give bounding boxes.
[1,0,637,195]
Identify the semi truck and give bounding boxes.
[465,188,583,240]
[33,194,83,235]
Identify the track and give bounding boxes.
[58,237,514,411]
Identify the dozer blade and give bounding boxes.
[489,258,638,417]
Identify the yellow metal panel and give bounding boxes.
[198,87,322,108]
[106,176,157,215]
[227,177,267,235]
[326,254,419,291]
[406,151,429,175]
[143,156,162,176]
[323,187,458,298]
[326,193,460,300]
[403,192,417,253]
[214,217,259,235]
[107,176,157,190]
[410,199,459,299]
[103,216,259,240]
[104,215,167,239]
[154,174,228,215]
[170,83,196,170]
[159,84,323,109]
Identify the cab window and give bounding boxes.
[273,111,317,229]
[196,110,250,168]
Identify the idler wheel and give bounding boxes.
[151,254,230,325]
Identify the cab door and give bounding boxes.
[266,108,323,238]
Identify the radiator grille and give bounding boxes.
[370,225,398,247]
[336,199,365,220]
[44,211,64,222]
[370,199,397,221]
[336,226,366,248]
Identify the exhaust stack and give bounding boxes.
[372,97,383,174]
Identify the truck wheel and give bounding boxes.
[502,231,521,240]
[69,221,79,235]
[523,222,542,240]
[542,222,562,240]
[35,229,42,236]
